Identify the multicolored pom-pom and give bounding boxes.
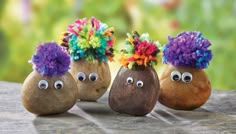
[61,17,115,62]
[30,42,70,77]
[162,31,212,69]
[119,31,161,69]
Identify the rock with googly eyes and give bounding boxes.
[109,31,161,116]
[61,17,115,101]
[69,59,111,101]
[21,42,78,116]
[160,31,213,110]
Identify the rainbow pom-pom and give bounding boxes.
[61,17,115,62]
[119,31,161,69]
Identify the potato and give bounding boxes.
[159,64,211,110]
[21,71,78,115]
[70,59,111,101]
[109,66,160,116]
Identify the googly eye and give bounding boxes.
[171,71,181,81]
[126,77,133,84]
[77,72,86,81]
[38,80,48,90]
[54,80,63,89]
[89,73,98,81]
[136,80,144,88]
[182,72,193,83]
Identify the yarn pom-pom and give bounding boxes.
[162,31,212,69]
[119,31,161,69]
[30,42,70,77]
[61,17,115,62]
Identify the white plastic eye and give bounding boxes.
[54,80,63,89]
[77,72,86,81]
[89,73,98,81]
[136,80,144,88]
[38,80,48,90]
[171,71,181,81]
[182,72,193,83]
[126,77,134,84]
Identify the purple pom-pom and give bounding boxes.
[31,42,71,77]
[162,31,212,69]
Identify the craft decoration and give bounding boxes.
[119,31,160,69]
[21,42,78,115]
[61,17,115,62]
[159,31,213,110]
[61,17,115,101]
[162,31,212,69]
[109,31,161,116]
[31,42,70,77]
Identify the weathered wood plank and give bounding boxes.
[0,81,236,134]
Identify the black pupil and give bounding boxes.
[90,76,96,81]
[184,76,191,82]
[78,76,84,81]
[56,84,62,89]
[128,79,132,83]
[138,83,142,86]
[173,75,180,81]
[40,83,46,89]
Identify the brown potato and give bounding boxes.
[21,71,78,115]
[109,66,160,116]
[159,64,211,110]
[70,59,111,101]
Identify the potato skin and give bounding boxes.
[109,66,160,116]
[21,71,78,115]
[70,59,111,101]
[159,64,211,110]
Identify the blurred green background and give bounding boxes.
[0,0,236,89]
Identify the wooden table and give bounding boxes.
[0,81,235,134]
